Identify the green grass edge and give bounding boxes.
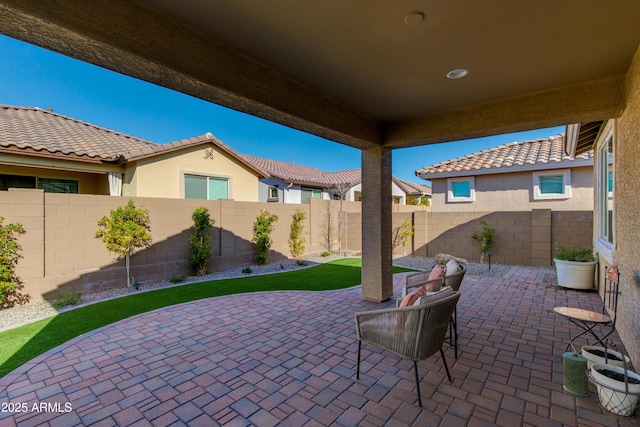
[0,259,414,378]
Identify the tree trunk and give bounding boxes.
[126,249,131,288]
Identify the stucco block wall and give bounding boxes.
[430,167,593,212]
[2,188,591,304]
[422,210,591,266]
[608,43,640,370]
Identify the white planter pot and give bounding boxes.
[590,364,640,416]
[582,346,631,370]
[554,258,597,290]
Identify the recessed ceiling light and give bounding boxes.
[447,69,469,79]
[404,11,425,26]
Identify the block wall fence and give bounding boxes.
[1,189,591,301]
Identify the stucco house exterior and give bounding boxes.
[0,105,267,200]
[415,134,593,212]
[240,154,431,205]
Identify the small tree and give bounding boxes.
[0,217,30,309]
[328,182,350,253]
[289,208,307,259]
[393,219,414,256]
[95,199,152,288]
[471,219,496,263]
[412,197,430,206]
[252,209,279,265]
[188,206,214,276]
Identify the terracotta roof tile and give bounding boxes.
[0,105,267,177]
[0,104,156,160]
[416,134,593,177]
[240,154,333,186]
[241,154,429,193]
[394,177,432,195]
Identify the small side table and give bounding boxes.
[553,306,612,353]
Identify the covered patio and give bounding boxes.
[0,266,634,426]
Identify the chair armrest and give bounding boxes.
[355,305,417,339]
[355,305,424,356]
[403,277,444,296]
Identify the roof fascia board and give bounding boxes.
[418,158,594,179]
[0,153,123,173]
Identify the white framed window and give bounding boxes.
[184,174,229,200]
[447,177,475,202]
[268,186,279,202]
[533,169,571,200]
[595,121,615,262]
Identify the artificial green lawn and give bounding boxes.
[0,258,413,378]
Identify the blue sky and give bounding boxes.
[0,35,564,184]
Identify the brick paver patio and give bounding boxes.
[0,265,637,426]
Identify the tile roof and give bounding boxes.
[0,104,267,176]
[241,154,430,195]
[415,134,593,178]
[0,104,156,161]
[394,177,432,196]
[240,155,362,187]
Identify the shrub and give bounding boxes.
[471,220,496,263]
[252,209,279,265]
[95,200,152,288]
[289,208,307,259]
[412,197,430,206]
[321,251,331,258]
[50,288,82,309]
[296,260,308,266]
[0,217,30,309]
[188,207,214,276]
[169,275,186,283]
[242,267,252,274]
[555,244,595,262]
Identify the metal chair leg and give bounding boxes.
[413,360,422,407]
[356,340,361,379]
[440,348,452,382]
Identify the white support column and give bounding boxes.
[361,146,393,302]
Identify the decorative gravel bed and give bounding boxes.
[0,255,546,332]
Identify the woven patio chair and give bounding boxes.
[403,264,467,358]
[355,289,461,407]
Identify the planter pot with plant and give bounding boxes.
[553,245,597,290]
[590,363,640,416]
[582,345,631,370]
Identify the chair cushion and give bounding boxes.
[445,258,460,275]
[416,286,454,305]
[428,264,445,281]
[399,286,427,308]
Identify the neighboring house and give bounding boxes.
[0,105,267,200]
[415,134,593,212]
[393,178,432,206]
[240,154,431,205]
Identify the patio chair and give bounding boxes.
[403,263,467,358]
[554,266,620,353]
[355,288,461,407]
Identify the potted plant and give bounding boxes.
[590,363,640,416]
[582,345,631,370]
[553,244,597,290]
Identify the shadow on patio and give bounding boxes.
[0,265,636,426]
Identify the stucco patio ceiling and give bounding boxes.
[1,1,640,150]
